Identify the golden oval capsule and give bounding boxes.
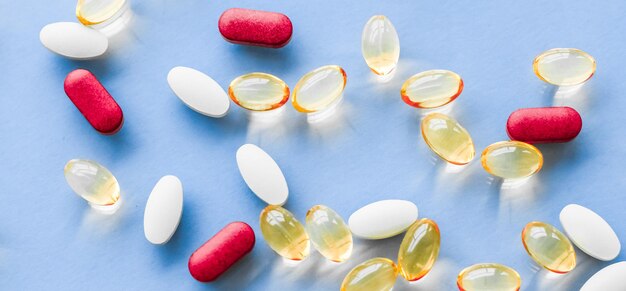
[259,205,310,261]
[305,205,353,262]
[533,48,596,86]
[229,73,290,111]
[421,113,475,165]
[76,0,127,26]
[64,159,120,206]
[481,141,543,179]
[361,15,400,76]
[522,221,576,273]
[397,218,441,281]
[292,65,347,113]
[341,258,398,291]
[401,70,463,108]
[457,263,521,291]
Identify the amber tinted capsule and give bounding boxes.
[229,73,289,111]
[457,263,521,291]
[292,65,347,113]
[397,218,441,281]
[259,205,310,261]
[361,15,400,76]
[401,70,463,109]
[76,0,127,26]
[305,205,353,262]
[421,113,475,165]
[341,258,398,291]
[533,48,596,86]
[64,159,120,207]
[522,221,576,273]
[481,141,543,179]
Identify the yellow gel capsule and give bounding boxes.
[397,218,441,281]
[64,159,120,206]
[481,141,543,179]
[259,205,310,261]
[533,48,596,86]
[401,70,464,109]
[76,0,127,26]
[305,205,353,262]
[292,65,347,113]
[457,263,521,291]
[522,221,576,273]
[341,257,398,291]
[229,73,290,111]
[361,15,400,76]
[421,113,475,165]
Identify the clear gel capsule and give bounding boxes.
[401,70,463,109]
[341,257,398,291]
[398,218,441,281]
[522,221,576,273]
[76,0,127,26]
[533,48,596,86]
[421,113,475,165]
[361,15,400,76]
[305,205,353,262]
[292,65,347,113]
[260,205,310,261]
[229,73,290,111]
[64,159,120,207]
[481,141,543,179]
[457,263,521,291]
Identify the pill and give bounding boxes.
[229,73,289,111]
[559,204,620,261]
[218,8,292,48]
[260,205,310,261]
[188,222,255,282]
[64,69,124,135]
[507,107,582,144]
[167,66,230,118]
[456,263,521,291]
[401,70,463,109]
[341,258,398,291]
[397,218,440,281]
[76,0,128,26]
[236,144,288,205]
[581,261,626,291]
[305,205,353,262]
[292,65,347,113]
[522,221,576,273]
[348,200,418,240]
[143,175,183,245]
[421,113,475,165]
[533,48,596,86]
[481,141,543,179]
[64,159,120,207]
[39,22,108,60]
[361,15,400,76]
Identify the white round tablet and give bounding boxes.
[167,66,230,118]
[144,175,183,245]
[581,261,626,291]
[559,204,620,261]
[39,22,108,60]
[348,199,418,239]
[236,144,288,206]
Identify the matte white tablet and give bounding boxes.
[560,204,620,261]
[236,144,288,205]
[144,175,183,245]
[581,262,626,291]
[40,22,108,60]
[348,200,418,239]
[167,66,230,118]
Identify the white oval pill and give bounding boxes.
[167,66,230,118]
[581,262,626,291]
[144,175,183,245]
[236,144,288,206]
[348,200,418,239]
[559,204,621,261]
[39,22,108,60]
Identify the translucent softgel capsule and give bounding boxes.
[457,263,521,291]
[533,48,596,86]
[292,65,347,113]
[421,113,475,165]
[341,258,398,291]
[361,15,400,76]
[305,205,353,262]
[522,221,576,273]
[260,205,310,261]
[64,159,120,207]
[76,0,128,26]
[229,73,290,111]
[401,70,464,109]
[481,141,543,179]
[398,218,441,281]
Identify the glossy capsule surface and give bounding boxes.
[481,141,543,179]
[457,263,521,291]
[341,258,398,291]
[522,221,576,273]
[305,205,353,262]
[361,15,400,76]
[398,218,441,281]
[292,65,347,113]
[402,70,463,108]
[533,48,596,86]
[260,205,310,261]
[64,159,120,206]
[229,73,289,111]
[76,0,127,26]
[421,113,475,165]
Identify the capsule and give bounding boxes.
[229,73,289,111]
[341,258,398,291]
[397,218,441,281]
[292,65,347,113]
[259,205,310,261]
[522,221,576,273]
[401,70,464,109]
[76,0,128,26]
[218,8,293,48]
[507,107,582,144]
[533,48,596,86]
[305,205,353,262]
[457,263,521,291]
[64,159,120,207]
[361,15,400,76]
[481,141,543,179]
[421,113,475,165]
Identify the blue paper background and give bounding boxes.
[2,0,625,290]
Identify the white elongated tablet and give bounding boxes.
[167,66,230,118]
[348,200,418,239]
[236,144,288,205]
[559,204,620,261]
[581,262,626,291]
[39,22,108,60]
[144,175,183,245]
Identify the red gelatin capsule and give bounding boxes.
[507,107,582,143]
[188,222,255,282]
[218,8,293,48]
[64,69,123,135]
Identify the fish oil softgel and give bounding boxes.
[421,113,475,165]
[64,159,121,209]
[260,205,310,261]
[76,0,132,34]
[361,15,400,77]
[533,48,596,86]
[522,221,576,273]
[292,65,347,120]
[481,141,543,179]
[341,257,398,291]
[457,263,521,291]
[401,70,463,109]
[229,73,290,113]
[305,205,353,262]
[397,218,441,281]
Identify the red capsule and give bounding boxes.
[218,8,293,48]
[64,69,123,135]
[188,222,255,282]
[507,107,582,143]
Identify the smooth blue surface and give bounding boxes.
[1,1,625,290]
